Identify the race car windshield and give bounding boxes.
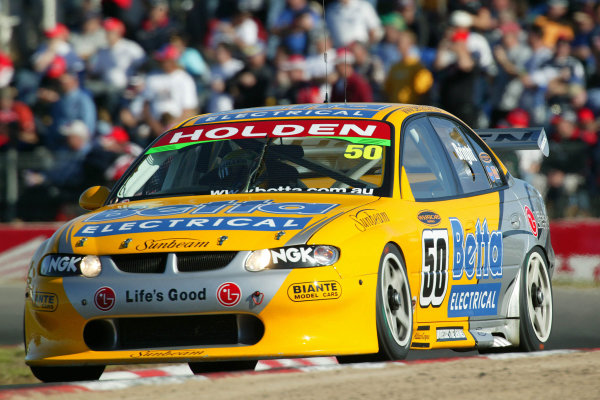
[114,119,392,200]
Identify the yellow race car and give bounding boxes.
[24,103,554,382]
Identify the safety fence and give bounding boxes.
[0,221,599,283]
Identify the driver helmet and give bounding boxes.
[218,148,260,181]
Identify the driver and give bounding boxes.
[218,148,263,191]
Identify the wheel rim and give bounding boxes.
[525,252,552,342]
[381,253,412,346]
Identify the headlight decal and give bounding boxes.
[245,245,339,271]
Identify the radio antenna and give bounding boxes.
[322,0,329,103]
[344,47,347,104]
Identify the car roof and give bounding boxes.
[174,103,448,129]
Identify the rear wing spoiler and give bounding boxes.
[474,127,549,157]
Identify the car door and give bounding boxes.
[400,115,504,324]
[426,116,506,322]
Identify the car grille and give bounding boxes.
[111,254,167,273]
[176,252,237,272]
[110,252,238,273]
[83,314,264,350]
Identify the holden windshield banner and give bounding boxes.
[149,120,392,154]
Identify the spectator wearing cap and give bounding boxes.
[69,12,108,61]
[541,109,591,217]
[575,107,598,146]
[88,18,146,114]
[498,109,544,189]
[571,11,595,72]
[204,41,238,113]
[434,14,479,125]
[271,0,321,56]
[276,54,311,104]
[532,37,586,114]
[350,41,385,101]
[136,0,178,53]
[397,0,430,48]
[48,62,97,152]
[534,0,574,49]
[375,13,404,75]
[384,30,433,105]
[101,0,146,36]
[325,0,383,48]
[450,0,496,33]
[0,51,14,88]
[17,120,93,221]
[0,87,38,151]
[142,44,198,137]
[229,43,273,109]
[305,33,336,81]
[31,24,83,79]
[118,74,149,146]
[101,125,143,183]
[331,48,373,103]
[435,10,496,125]
[169,34,211,94]
[519,24,554,126]
[210,42,245,83]
[86,108,142,186]
[447,10,496,75]
[490,21,532,125]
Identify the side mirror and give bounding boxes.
[79,186,110,211]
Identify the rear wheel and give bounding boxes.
[30,365,105,382]
[519,248,553,351]
[188,360,257,374]
[338,244,412,363]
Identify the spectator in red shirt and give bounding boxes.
[575,107,598,146]
[0,87,38,150]
[331,48,373,103]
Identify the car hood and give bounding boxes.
[52,193,379,254]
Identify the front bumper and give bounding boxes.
[25,252,379,366]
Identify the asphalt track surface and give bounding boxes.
[2,283,599,361]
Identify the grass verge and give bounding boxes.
[0,346,36,385]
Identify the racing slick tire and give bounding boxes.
[518,247,553,352]
[188,360,258,374]
[29,365,105,382]
[338,244,412,363]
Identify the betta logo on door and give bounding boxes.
[447,218,504,318]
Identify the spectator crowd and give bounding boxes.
[1,0,600,220]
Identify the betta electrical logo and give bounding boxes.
[446,218,504,318]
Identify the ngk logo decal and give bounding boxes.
[271,247,316,264]
[41,255,82,276]
[94,287,116,311]
[216,282,242,307]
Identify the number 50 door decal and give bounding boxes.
[420,229,449,307]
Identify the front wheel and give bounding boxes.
[519,248,553,351]
[376,244,413,359]
[188,360,257,374]
[338,244,412,364]
[30,365,105,382]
